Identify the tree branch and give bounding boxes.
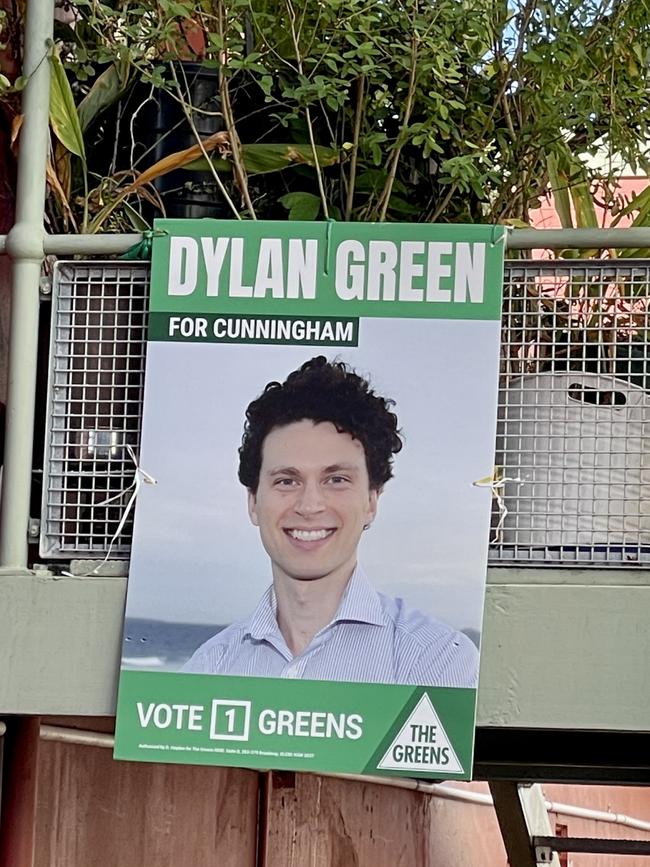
[345,74,365,221]
[171,65,241,220]
[217,0,257,219]
[375,18,418,222]
[286,0,329,218]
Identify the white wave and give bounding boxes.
[122,656,166,668]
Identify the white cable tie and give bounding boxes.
[491,225,512,248]
[62,445,157,578]
[473,473,522,544]
[126,444,157,486]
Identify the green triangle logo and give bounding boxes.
[377,693,464,774]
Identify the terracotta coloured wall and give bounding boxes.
[530,178,650,232]
[545,783,650,867]
[439,782,650,867]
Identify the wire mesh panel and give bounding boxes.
[490,260,650,566]
[41,262,149,558]
[41,258,650,565]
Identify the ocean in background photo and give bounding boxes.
[122,619,223,671]
[122,618,481,674]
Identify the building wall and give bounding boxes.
[530,179,650,233]
[442,782,650,867]
[545,783,650,867]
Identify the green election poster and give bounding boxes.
[114,219,505,780]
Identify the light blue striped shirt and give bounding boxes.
[183,567,478,687]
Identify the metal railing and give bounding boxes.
[492,259,650,566]
[41,263,148,557]
[39,256,650,567]
[4,0,650,576]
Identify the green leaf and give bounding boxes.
[183,143,341,175]
[552,150,598,230]
[618,246,650,259]
[279,191,321,220]
[387,195,419,216]
[570,181,598,229]
[49,49,86,161]
[546,152,572,229]
[611,185,650,226]
[182,156,232,173]
[77,59,131,132]
[122,200,151,232]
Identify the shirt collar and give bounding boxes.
[333,565,385,627]
[246,586,280,641]
[244,564,385,641]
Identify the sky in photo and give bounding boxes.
[125,317,501,635]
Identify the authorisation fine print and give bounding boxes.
[114,218,505,780]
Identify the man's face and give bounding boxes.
[248,420,379,586]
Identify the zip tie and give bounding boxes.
[491,225,511,248]
[62,444,157,578]
[120,228,168,261]
[473,471,522,544]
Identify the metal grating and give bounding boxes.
[41,259,650,566]
[41,262,149,558]
[491,259,650,566]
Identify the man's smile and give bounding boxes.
[285,528,336,542]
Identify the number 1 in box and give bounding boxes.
[209,700,251,741]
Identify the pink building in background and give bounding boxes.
[434,782,650,867]
[531,178,650,232]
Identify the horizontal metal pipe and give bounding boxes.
[44,234,144,255]
[506,227,650,250]
[315,771,495,802]
[0,234,143,256]
[545,800,650,833]
[36,726,492,802]
[40,725,115,748]
[1,228,650,256]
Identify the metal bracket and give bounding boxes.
[78,429,121,462]
[535,845,554,863]
[533,836,650,857]
[489,783,561,867]
[27,517,40,541]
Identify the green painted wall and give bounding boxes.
[0,567,648,730]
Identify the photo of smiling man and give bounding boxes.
[115,220,505,778]
[183,356,479,687]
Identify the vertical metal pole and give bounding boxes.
[0,0,54,567]
[489,781,539,867]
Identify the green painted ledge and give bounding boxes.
[1,567,649,730]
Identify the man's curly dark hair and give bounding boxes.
[238,356,403,492]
